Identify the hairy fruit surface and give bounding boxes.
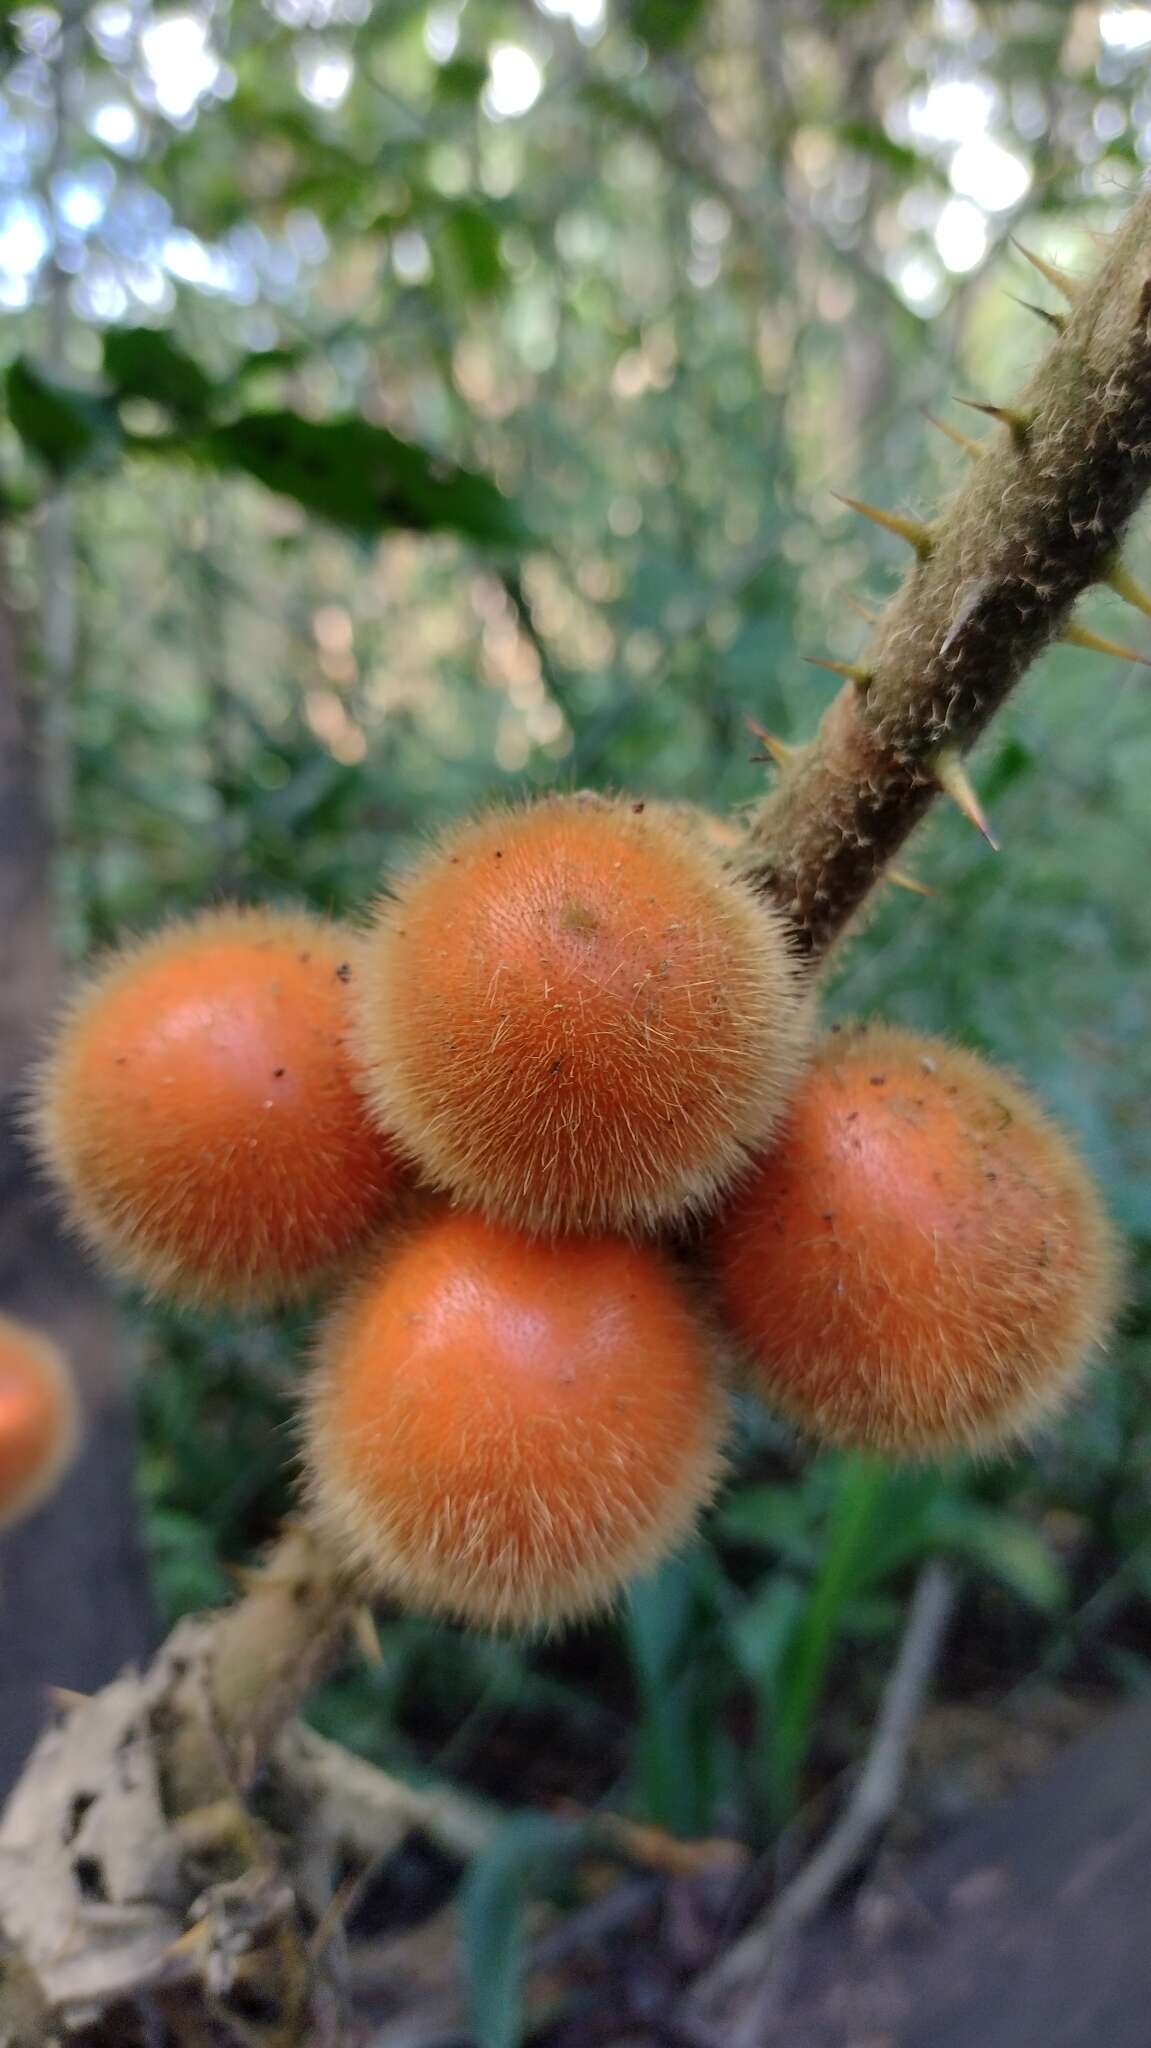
[32,908,403,1308]
[711,1023,1118,1456]
[353,794,808,1235]
[306,1210,727,1630]
[0,1314,79,1529]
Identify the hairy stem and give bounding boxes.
[745,190,1151,957]
[157,1524,359,1818]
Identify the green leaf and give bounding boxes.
[200,410,531,550]
[435,55,489,103]
[984,737,1035,799]
[931,1502,1067,1613]
[837,120,922,176]
[623,1553,723,1833]
[441,200,507,300]
[768,1454,890,1819]
[718,1484,820,1567]
[7,358,119,475]
[729,1573,806,1690]
[632,0,708,52]
[460,1815,584,2048]
[103,327,216,421]
[233,344,313,382]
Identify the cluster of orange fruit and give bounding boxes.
[28,793,1118,1629]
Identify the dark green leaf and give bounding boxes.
[984,737,1035,799]
[103,327,216,421]
[931,1502,1067,1612]
[435,55,489,103]
[718,1484,820,1567]
[200,410,531,550]
[460,1815,584,2048]
[631,0,708,53]
[7,358,119,475]
[730,1574,805,1690]
[231,344,314,384]
[837,120,922,176]
[441,201,507,300]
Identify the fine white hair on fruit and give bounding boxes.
[351,792,811,1237]
[28,906,398,1309]
[302,1214,731,1632]
[712,1021,1121,1459]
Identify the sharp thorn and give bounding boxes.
[746,716,798,771]
[888,867,935,898]
[46,1685,90,1713]
[165,1919,215,1960]
[1006,292,1067,334]
[833,493,934,560]
[1106,562,1151,620]
[803,655,874,688]
[1010,238,1080,303]
[956,397,1033,443]
[1059,620,1151,667]
[352,1603,384,1667]
[933,747,999,851]
[925,411,984,459]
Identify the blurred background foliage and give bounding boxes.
[4,0,1151,1907]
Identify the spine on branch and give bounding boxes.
[744,190,1151,958]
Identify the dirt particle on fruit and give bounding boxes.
[632,800,646,814]
[870,1074,886,1086]
[335,963,351,983]
[273,1067,286,1079]
[560,900,601,938]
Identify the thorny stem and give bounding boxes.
[744,188,1151,958]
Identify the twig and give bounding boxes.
[498,566,582,739]
[680,1561,955,2041]
[280,1723,495,1868]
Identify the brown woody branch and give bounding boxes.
[4,189,1151,2046]
[744,187,1151,957]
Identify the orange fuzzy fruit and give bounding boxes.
[353,794,807,1235]
[306,1210,727,1630]
[711,1023,1119,1457]
[32,908,403,1308]
[0,1315,79,1529]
